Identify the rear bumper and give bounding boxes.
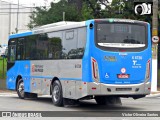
[61,80,151,99]
[87,82,151,96]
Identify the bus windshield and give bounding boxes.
[96,23,146,48]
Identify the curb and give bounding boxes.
[146,92,160,98]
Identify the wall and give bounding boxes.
[0,1,33,46]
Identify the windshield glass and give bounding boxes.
[96,23,146,48]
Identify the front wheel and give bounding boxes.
[17,79,25,99]
[51,80,63,106]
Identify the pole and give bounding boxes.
[2,57,4,78]
[63,12,65,21]
[152,0,158,44]
[16,0,19,33]
[8,3,11,35]
[151,0,158,92]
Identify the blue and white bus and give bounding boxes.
[7,19,152,106]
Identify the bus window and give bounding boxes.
[9,45,16,62]
[8,39,16,62]
[77,27,86,59]
[48,32,63,59]
[96,23,146,52]
[17,38,25,60]
[25,35,37,60]
[36,34,49,59]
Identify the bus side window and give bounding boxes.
[8,45,16,62]
[8,39,16,62]
[17,38,25,60]
[76,27,86,59]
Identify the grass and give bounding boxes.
[0,57,7,79]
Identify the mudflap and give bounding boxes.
[24,92,38,99]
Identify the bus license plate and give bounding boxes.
[117,74,129,79]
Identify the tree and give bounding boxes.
[28,0,155,28]
[28,0,81,29]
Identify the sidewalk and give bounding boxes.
[0,89,16,93]
[147,87,160,97]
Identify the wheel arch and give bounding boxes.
[16,75,22,90]
[50,77,61,95]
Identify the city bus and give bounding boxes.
[6,19,152,106]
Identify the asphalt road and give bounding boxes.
[0,92,160,120]
[0,92,160,111]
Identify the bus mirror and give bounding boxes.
[89,23,93,29]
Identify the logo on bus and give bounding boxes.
[104,56,117,62]
[32,64,44,73]
[117,68,129,79]
[121,68,126,74]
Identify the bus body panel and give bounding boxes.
[85,20,151,84]
[30,60,82,97]
[7,61,31,92]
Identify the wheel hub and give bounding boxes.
[18,82,24,97]
[53,85,60,102]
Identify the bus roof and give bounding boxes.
[9,21,86,40]
[9,19,148,40]
[9,31,32,39]
[32,21,86,34]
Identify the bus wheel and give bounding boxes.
[52,80,63,106]
[17,79,25,99]
[95,96,106,105]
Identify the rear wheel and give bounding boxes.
[52,80,63,106]
[17,79,25,99]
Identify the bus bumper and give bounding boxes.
[61,81,151,99]
[87,82,151,96]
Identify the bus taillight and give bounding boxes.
[91,57,99,83]
[145,59,150,80]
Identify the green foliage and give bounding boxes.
[102,0,152,24]
[28,0,157,28]
[0,57,7,79]
[28,0,80,29]
[81,2,94,20]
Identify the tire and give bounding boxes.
[51,80,63,106]
[95,96,106,105]
[17,79,25,99]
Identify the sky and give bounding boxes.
[1,0,60,7]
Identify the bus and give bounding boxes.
[7,19,152,106]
